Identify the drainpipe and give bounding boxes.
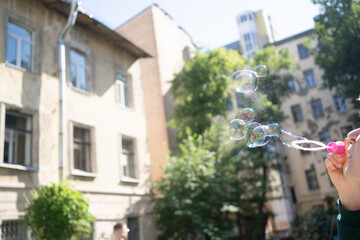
[58,0,79,181]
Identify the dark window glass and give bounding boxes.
[298,44,310,59]
[73,127,91,172]
[291,104,303,122]
[311,99,324,118]
[127,217,140,240]
[304,70,316,87]
[333,94,347,112]
[305,165,319,190]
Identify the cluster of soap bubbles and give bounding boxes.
[228,65,307,149]
[228,108,306,148]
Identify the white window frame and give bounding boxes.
[119,136,138,183]
[333,94,347,112]
[6,20,34,72]
[69,122,96,178]
[304,69,316,88]
[0,103,37,171]
[115,72,133,108]
[69,49,88,92]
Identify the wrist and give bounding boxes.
[339,191,360,210]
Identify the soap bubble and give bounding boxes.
[279,130,306,147]
[228,119,246,140]
[232,70,258,94]
[265,123,282,137]
[255,65,267,78]
[248,125,269,148]
[245,123,269,148]
[237,108,255,124]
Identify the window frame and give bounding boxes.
[319,131,331,144]
[115,71,133,109]
[69,122,96,178]
[297,44,310,59]
[290,104,303,122]
[305,165,319,190]
[303,69,316,88]
[333,94,347,112]
[311,99,324,118]
[119,135,138,183]
[69,49,88,92]
[127,216,140,240]
[0,219,30,240]
[286,77,296,92]
[0,103,38,171]
[5,14,39,73]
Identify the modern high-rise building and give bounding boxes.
[225,10,277,59]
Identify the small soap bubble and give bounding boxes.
[249,125,268,148]
[232,70,258,94]
[255,65,267,78]
[228,119,246,140]
[266,123,282,137]
[237,108,255,124]
[279,130,305,147]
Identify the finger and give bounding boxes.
[344,138,350,158]
[326,153,344,169]
[325,158,339,172]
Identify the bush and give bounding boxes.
[24,181,94,240]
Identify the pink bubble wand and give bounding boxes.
[291,140,345,153]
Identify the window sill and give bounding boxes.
[71,169,96,178]
[0,163,38,171]
[5,62,35,74]
[71,87,92,96]
[116,103,134,111]
[121,176,139,184]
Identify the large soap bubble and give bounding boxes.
[232,70,258,95]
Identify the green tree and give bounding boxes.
[155,46,295,240]
[170,48,246,139]
[312,0,360,125]
[25,181,94,240]
[290,205,331,240]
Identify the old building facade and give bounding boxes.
[274,29,356,212]
[0,0,157,239]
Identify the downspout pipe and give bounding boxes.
[58,0,79,181]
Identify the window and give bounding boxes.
[311,99,324,118]
[115,73,132,108]
[236,92,244,107]
[70,50,87,91]
[290,187,297,204]
[286,77,296,92]
[1,220,28,240]
[304,70,316,87]
[226,95,234,110]
[248,14,253,21]
[341,125,353,139]
[297,44,309,59]
[121,138,136,179]
[319,131,331,144]
[4,112,32,166]
[127,217,140,240]
[73,127,92,172]
[7,21,33,71]
[333,94,347,112]
[291,104,303,122]
[305,165,319,190]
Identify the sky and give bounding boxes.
[81,0,321,50]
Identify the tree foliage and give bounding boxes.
[154,47,296,239]
[312,0,360,124]
[25,181,94,240]
[170,48,246,138]
[290,206,332,240]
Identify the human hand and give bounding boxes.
[325,138,360,210]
